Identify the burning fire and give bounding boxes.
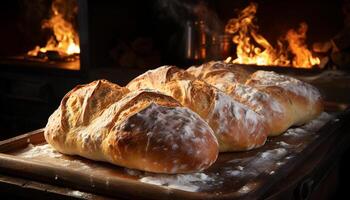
[28,0,80,57]
[225,3,320,68]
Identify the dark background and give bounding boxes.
[0,0,345,68]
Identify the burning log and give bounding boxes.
[312,28,350,70]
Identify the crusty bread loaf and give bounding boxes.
[187,61,250,86]
[127,66,269,152]
[222,83,294,136]
[187,62,291,136]
[45,79,219,173]
[187,61,323,136]
[246,70,323,127]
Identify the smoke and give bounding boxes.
[51,0,78,24]
[156,0,194,24]
[194,1,223,34]
[21,0,78,30]
[156,0,223,35]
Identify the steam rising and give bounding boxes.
[156,0,223,34]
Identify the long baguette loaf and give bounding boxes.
[45,79,219,173]
[187,61,323,136]
[127,66,269,152]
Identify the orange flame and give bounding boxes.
[225,3,320,68]
[28,0,80,57]
[285,22,320,68]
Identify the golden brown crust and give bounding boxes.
[105,102,218,173]
[187,63,291,136]
[45,80,129,157]
[45,80,218,173]
[246,71,323,127]
[187,62,323,136]
[187,61,250,85]
[127,65,195,91]
[127,66,269,152]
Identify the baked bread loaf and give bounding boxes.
[187,61,290,136]
[221,83,294,136]
[127,66,269,152]
[187,61,250,86]
[45,79,219,173]
[187,61,323,136]
[246,70,323,127]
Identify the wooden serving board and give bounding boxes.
[0,111,346,200]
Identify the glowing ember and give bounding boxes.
[27,0,80,57]
[225,3,320,68]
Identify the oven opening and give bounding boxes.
[0,0,80,71]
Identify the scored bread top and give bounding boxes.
[45,80,219,173]
[187,61,250,86]
[247,70,322,103]
[127,67,269,152]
